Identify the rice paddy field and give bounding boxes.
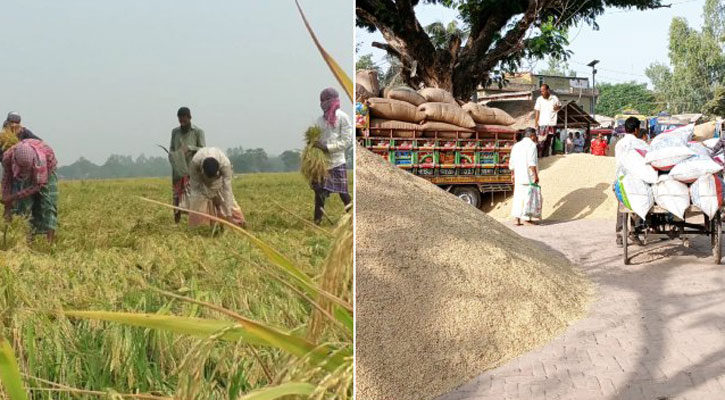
[0,172,352,399]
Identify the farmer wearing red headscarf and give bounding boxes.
[1,139,58,242]
[311,87,353,224]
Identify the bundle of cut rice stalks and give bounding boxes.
[0,128,19,151]
[301,125,328,185]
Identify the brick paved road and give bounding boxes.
[438,219,725,400]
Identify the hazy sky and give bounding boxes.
[357,0,706,86]
[0,1,352,165]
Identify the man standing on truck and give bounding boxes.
[534,83,562,158]
[510,128,540,226]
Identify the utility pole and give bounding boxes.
[587,60,599,116]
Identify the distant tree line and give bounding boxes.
[52,147,353,180]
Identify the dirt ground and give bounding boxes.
[438,218,725,400]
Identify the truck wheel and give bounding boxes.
[453,186,481,208]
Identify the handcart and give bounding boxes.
[620,204,723,265]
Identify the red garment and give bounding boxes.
[2,139,57,204]
[591,139,608,156]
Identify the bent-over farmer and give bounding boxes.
[509,128,540,226]
[1,139,58,242]
[188,147,245,228]
[311,87,353,225]
[169,107,205,223]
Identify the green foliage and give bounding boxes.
[0,173,351,399]
[357,0,663,98]
[596,81,659,117]
[355,54,381,76]
[56,149,303,180]
[703,85,725,117]
[538,55,576,77]
[646,1,725,114]
[424,20,469,50]
[279,150,302,172]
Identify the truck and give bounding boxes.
[357,122,517,209]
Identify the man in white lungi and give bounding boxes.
[509,128,540,225]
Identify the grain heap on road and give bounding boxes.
[355,145,592,400]
[487,153,617,221]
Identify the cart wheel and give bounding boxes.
[713,213,722,265]
[622,214,630,265]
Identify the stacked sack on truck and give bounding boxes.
[614,123,725,220]
[364,86,515,138]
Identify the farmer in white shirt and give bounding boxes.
[534,84,562,158]
[509,128,540,225]
[614,117,648,247]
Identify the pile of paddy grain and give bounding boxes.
[486,153,618,221]
[355,145,591,400]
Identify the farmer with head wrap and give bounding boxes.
[169,107,205,223]
[0,111,41,158]
[188,147,245,228]
[1,139,58,242]
[311,87,353,225]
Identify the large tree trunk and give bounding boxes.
[357,0,554,100]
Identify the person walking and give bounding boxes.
[311,87,353,225]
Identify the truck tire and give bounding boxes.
[453,186,481,208]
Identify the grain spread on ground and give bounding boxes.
[486,153,618,221]
[355,145,591,400]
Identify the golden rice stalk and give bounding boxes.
[308,211,353,341]
[301,126,327,185]
[0,129,19,151]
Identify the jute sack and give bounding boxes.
[357,69,380,97]
[369,118,421,138]
[368,98,424,123]
[418,102,476,128]
[418,87,457,105]
[693,121,717,141]
[356,84,374,102]
[385,87,427,106]
[420,121,474,139]
[462,102,516,126]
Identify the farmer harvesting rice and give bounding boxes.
[310,87,353,225]
[509,128,540,226]
[169,107,205,223]
[1,139,58,243]
[534,84,561,158]
[188,147,245,228]
[615,117,648,247]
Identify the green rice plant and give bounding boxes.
[0,1,353,398]
[301,126,328,186]
[0,336,27,400]
[0,172,352,400]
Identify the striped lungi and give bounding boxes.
[313,164,349,195]
[12,171,59,234]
